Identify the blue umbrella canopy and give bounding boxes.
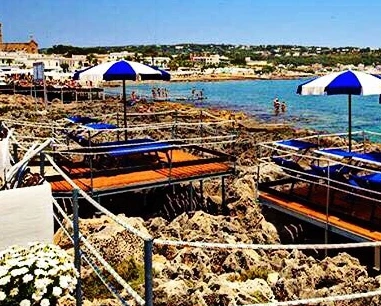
[297,70,381,151]
[73,60,170,81]
[73,60,171,140]
[150,65,171,81]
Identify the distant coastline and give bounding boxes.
[102,73,312,87]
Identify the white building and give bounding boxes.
[108,51,137,61]
[191,54,229,66]
[142,56,171,68]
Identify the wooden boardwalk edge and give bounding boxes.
[259,191,381,242]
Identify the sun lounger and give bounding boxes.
[349,173,381,191]
[314,148,358,159]
[83,123,117,130]
[272,157,317,179]
[274,140,318,162]
[310,163,351,181]
[315,148,381,168]
[352,152,381,167]
[72,139,177,155]
[66,116,99,125]
[274,139,318,151]
[104,140,177,157]
[68,138,181,168]
[271,156,318,197]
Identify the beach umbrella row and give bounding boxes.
[73,60,170,139]
[297,70,381,151]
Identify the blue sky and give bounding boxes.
[2,0,381,48]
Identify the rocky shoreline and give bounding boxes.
[1,94,380,305]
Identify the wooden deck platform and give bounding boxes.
[48,149,233,195]
[259,182,381,242]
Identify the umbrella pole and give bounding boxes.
[348,94,352,152]
[123,79,127,140]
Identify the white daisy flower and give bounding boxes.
[10,287,19,296]
[0,275,11,285]
[34,269,45,276]
[40,298,50,306]
[52,286,63,297]
[0,291,6,301]
[20,299,31,306]
[0,267,8,278]
[22,274,34,283]
[32,292,42,302]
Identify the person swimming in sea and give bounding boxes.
[273,98,280,115]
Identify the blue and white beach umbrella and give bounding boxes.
[73,59,169,82]
[297,70,381,151]
[73,60,170,139]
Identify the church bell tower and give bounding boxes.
[0,23,3,44]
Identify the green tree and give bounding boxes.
[86,53,96,65]
[60,63,69,72]
[168,60,179,71]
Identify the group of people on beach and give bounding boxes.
[3,73,83,89]
[191,88,205,100]
[273,97,287,115]
[152,87,169,99]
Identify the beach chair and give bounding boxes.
[271,156,318,197]
[66,116,99,125]
[274,139,318,160]
[348,172,381,222]
[310,163,351,182]
[351,151,381,168]
[275,139,318,151]
[349,173,381,192]
[74,139,179,160]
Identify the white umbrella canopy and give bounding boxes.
[73,60,169,83]
[73,60,171,139]
[297,70,381,151]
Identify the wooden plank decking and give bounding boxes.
[48,149,232,193]
[259,186,381,241]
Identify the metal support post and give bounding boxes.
[324,162,331,257]
[39,152,45,176]
[72,188,82,306]
[221,177,226,212]
[61,88,64,104]
[348,94,352,152]
[12,143,18,163]
[374,246,381,271]
[88,131,93,194]
[255,163,260,201]
[189,182,193,212]
[200,180,204,207]
[144,239,154,306]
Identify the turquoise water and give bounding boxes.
[105,79,381,134]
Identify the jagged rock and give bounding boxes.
[5,94,381,305]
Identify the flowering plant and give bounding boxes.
[0,242,78,306]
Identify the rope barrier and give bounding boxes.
[244,289,381,306]
[154,238,381,251]
[80,234,145,305]
[80,251,131,306]
[0,117,234,132]
[45,154,152,241]
[53,198,145,305]
[53,139,236,156]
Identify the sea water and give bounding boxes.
[105,79,381,136]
